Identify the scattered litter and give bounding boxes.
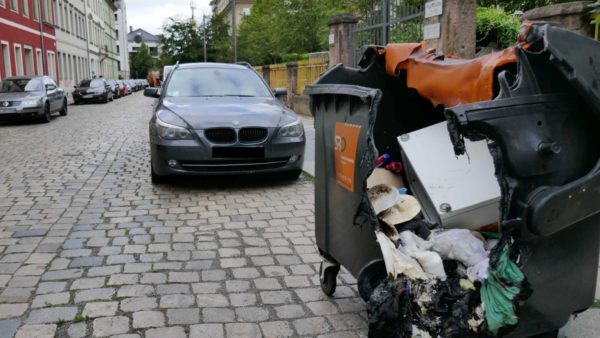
[430,229,488,267]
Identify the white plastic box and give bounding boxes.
[398,121,501,230]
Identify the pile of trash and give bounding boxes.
[367,181,529,338]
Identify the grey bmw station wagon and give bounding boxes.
[144,63,306,184]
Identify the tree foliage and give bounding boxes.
[477,0,574,13]
[158,14,232,66]
[130,42,154,78]
[237,0,364,65]
[476,6,521,49]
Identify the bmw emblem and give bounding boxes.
[2,102,8,107]
[232,120,240,126]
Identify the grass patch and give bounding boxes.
[301,172,314,183]
[56,318,66,326]
[74,314,90,323]
[592,299,600,308]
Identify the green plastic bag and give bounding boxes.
[480,247,525,335]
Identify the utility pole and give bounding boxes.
[38,0,47,75]
[232,0,237,62]
[203,14,207,62]
[190,1,196,20]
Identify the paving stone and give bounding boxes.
[120,297,157,312]
[8,276,40,288]
[25,254,55,265]
[229,293,257,307]
[232,268,261,279]
[69,256,103,268]
[293,317,332,335]
[117,285,154,297]
[145,326,186,338]
[225,323,262,338]
[190,323,224,338]
[132,311,164,328]
[87,265,122,277]
[160,294,196,308]
[0,318,21,338]
[327,313,367,330]
[254,278,282,290]
[202,269,226,281]
[166,308,200,324]
[275,304,306,319]
[70,277,106,290]
[15,324,56,338]
[0,304,28,320]
[67,322,87,338]
[260,321,295,338]
[191,282,222,294]
[156,284,189,295]
[36,282,67,294]
[0,288,34,302]
[260,291,293,305]
[107,273,139,285]
[13,229,48,238]
[31,292,71,308]
[307,301,339,315]
[41,269,83,281]
[196,294,229,307]
[74,288,114,303]
[202,308,235,323]
[82,301,118,317]
[235,306,270,322]
[26,306,77,324]
[168,271,199,283]
[92,316,130,336]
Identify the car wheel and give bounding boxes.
[59,98,68,116]
[40,103,51,123]
[151,165,167,184]
[102,94,108,104]
[74,100,80,105]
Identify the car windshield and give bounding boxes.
[166,68,272,98]
[79,79,104,88]
[0,78,43,92]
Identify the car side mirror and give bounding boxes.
[74,86,78,89]
[274,88,287,97]
[144,87,160,98]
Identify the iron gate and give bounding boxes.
[352,0,424,66]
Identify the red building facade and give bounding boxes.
[0,0,58,82]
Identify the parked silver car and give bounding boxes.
[0,76,67,123]
[144,63,305,183]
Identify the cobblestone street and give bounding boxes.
[0,93,368,338]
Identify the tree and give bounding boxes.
[158,16,203,65]
[130,42,154,78]
[203,13,232,62]
[477,0,574,13]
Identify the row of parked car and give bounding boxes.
[73,78,149,104]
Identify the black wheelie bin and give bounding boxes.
[305,23,600,337]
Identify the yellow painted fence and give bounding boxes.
[255,56,329,95]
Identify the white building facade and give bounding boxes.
[114,0,129,79]
[55,0,119,90]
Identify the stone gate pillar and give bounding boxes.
[328,13,359,67]
[423,0,476,58]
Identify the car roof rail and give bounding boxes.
[174,61,180,70]
[236,61,252,69]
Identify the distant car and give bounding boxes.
[144,62,305,183]
[126,80,138,92]
[116,80,128,96]
[73,78,114,104]
[0,76,67,123]
[107,79,120,99]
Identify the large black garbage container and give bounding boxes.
[306,23,600,337]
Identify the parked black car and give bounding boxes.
[73,78,114,104]
[107,79,120,99]
[144,62,305,183]
[0,76,67,123]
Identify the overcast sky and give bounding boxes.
[126,0,212,35]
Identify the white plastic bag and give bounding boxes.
[430,229,488,267]
[398,231,446,280]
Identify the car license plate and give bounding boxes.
[213,147,265,158]
[0,108,15,114]
[83,95,93,99]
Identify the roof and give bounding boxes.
[176,63,251,70]
[2,76,41,80]
[127,28,159,43]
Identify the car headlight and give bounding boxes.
[21,99,41,107]
[277,119,304,137]
[156,117,192,140]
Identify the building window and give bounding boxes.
[1,42,11,79]
[21,0,28,16]
[14,45,23,76]
[10,0,18,12]
[36,49,43,75]
[33,0,39,20]
[24,46,34,75]
[47,51,56,80]
[242,7,250,16]
[0,0,5,9]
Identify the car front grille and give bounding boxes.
[205,128,236,143]
[179,157,290,172]
[239,128,268,143]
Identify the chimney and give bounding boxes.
[129,26,132,33]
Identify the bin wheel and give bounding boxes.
[319,261,340,297]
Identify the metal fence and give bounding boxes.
[352,0,424,65]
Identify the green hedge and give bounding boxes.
[476,6,521,49]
